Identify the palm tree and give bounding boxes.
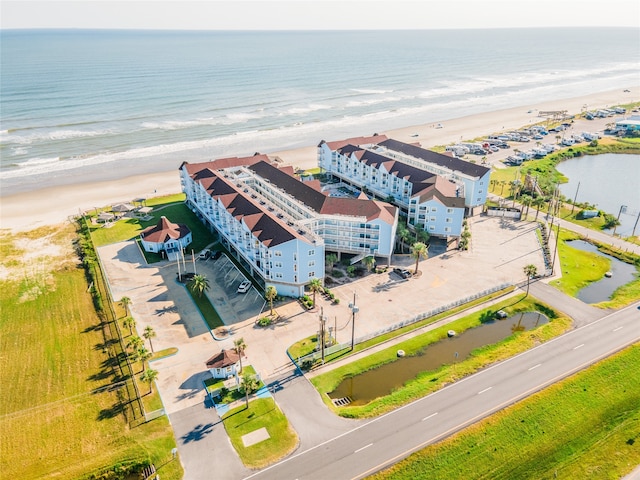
[411,242,428,275]
[143,325,156,353]
[127,335,143,352]
[140,368,159,395]
[120,296,131,317]
[397,225,410,253]
[133,346,152,373]
[533,196,547,221]
[265,286,277,316]
[362,256,375,272]
[122,316,136,336]
[520,194,533,219]
[499,180,507,195]
[187,274,210,298]
[308,278,323,307]
[234,337,247,373]
[523,264,538,297]
[241,371,259,408]
[325,253,338,272]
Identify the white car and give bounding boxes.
[237,280,252,294]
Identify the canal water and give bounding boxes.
[328,312,548,406]
[566,240,638,304]
[557,153,640,237]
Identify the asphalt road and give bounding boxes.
[245,302,640,480]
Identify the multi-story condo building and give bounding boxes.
[318,135,491,216]
[180,154,397,297]
[317,136,467,238]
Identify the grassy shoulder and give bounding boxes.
[370,343,640,480]
[550,229,640,309]
[310,294,571,419]
[0,224,182,480]
[222,397,298,469]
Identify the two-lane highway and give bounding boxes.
[246,303,639,480]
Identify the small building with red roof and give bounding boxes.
[139,216,192,261]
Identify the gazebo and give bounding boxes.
[112,203,135,214]
[96,212,115,224]
[139,216,192,261]
[206,349,241,379]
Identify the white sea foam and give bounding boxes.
[350,88,394,94]
[2,128,111,145]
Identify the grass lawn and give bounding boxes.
[0,225,182,480]
[370,344,640,480]
[185,285,224,329]
[310,295,571,418]
[222,397,298,469]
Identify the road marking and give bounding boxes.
[528,363,541,371]
[355,443,373,453]
[573,344,585,350]
[422,412,438,422]
[613,326,624,332]
[478,387,492,395]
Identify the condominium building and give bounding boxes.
[180,154,397,297]
[317,136,468,238]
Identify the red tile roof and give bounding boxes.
[140,216,191,243]
[205,349,240,369]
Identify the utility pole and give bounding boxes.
[349,293,359,351]
[319,307,326,363]
[571,181,580,214]
[632,209,640,237]
[612,205,627,236]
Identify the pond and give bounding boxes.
[328,311,548,406]
[566,240,638,304]
[557,153,640,237]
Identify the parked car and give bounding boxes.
[211,250,222,260]
[495,310,508,319]
[393,267,411,279]
[237,280,252,293]
[198,249,211,260]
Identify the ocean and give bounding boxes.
[1,28,638,196]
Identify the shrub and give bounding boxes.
[346,266,356,277]
[333,298,340,305]
[332,269,344,278]
[257,316,272,327]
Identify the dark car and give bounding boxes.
[393,267,411,279]
[211,250,222,260]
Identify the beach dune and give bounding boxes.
[1,87,636,232]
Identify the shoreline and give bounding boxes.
[1,86,637,233]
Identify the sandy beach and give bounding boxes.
[1,86,637,233]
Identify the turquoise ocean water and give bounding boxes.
[1,28,638,195]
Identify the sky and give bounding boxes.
[2,0,639,30]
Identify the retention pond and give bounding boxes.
[328,311,548,406]
[566,240,637,304]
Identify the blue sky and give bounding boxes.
[2,0,639,30]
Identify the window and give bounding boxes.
[274,262,283,268]
[308,261,315,267]
[430,217,436,222]
[444,227,451,232]
[274,251,282,257]
[275,273,283,279]
[446,218,452,223]
[308,271,315,278]
[429,225,435,231]
[447,208,454,214]
[308,250,315,256]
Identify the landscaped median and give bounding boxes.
[370,343,640,480]
[309,294,571,419]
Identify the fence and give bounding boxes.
[295,282,512,368]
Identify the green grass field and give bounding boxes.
[222,397,298,469]
[311,295,571,418]
[370,344,640,480]
[0,225,182,479]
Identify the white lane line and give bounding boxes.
[613,326,624,332]
[528,363,542,371]
[422,412,438,422]
[478,387,493,395]
[573,344,585,350]
[355,443,373,454]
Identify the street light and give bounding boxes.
[349,293,359,351]
[612,205,627,236]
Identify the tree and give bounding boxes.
[143,325,156,353]
[140,368,159,395]
[122,316,136,336]
[240,371,259,408]
[499,180,507,195]
[308,278,323,307]
[411,242,428,275]
[523,264,538,297]
[234,337,247,373]
[120,296,131,317]
[397,224,410,253]
[325,253,338,272]
[265,286,277,316]
[533,196,547,221]
[520,194,533,219]
[187,274,210,298]
[127,335,143,352]
[362,256,375,272]
[133,346,152,373]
